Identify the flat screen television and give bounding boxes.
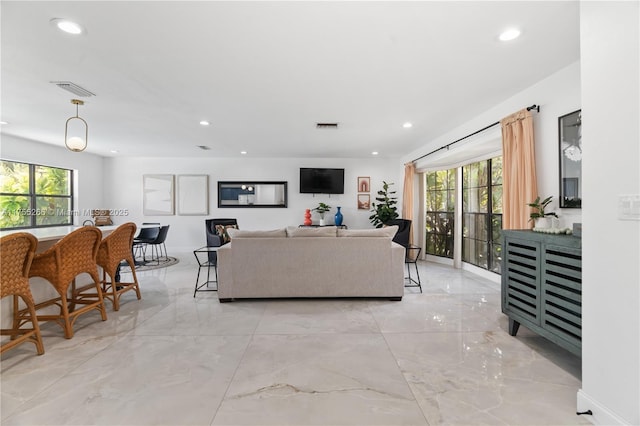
[299,168,344,194]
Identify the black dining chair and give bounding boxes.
[132,224,160,263]
[147,225,170,264]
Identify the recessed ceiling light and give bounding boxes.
[0,121,8,125]
[50,18,84,35]
[110,150,119,154]
[240,151,247,155]
[372,151,379,155]
[499,28,521,41]
[199,120,210,126]
[403,122,413,128]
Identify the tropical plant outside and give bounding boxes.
[425,169,455,258]
[462,157,503,273]
[0,160,73,229]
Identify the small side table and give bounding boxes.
[405,245,422,293]
[193,246,218,297]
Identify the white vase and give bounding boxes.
[535,217,551,229]
[319,217,325,226]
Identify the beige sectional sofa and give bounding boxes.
[217,226,405,302]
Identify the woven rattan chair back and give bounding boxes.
[28,226,107,339]
[97,222,141,311]
[0,232,44,355]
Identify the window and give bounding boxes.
[462,157,502,273]
[425,169,455,258]
[0,160,74,229]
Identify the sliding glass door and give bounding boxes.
[462,157,502,273]
[424,169,455,258]
[423,156,503,274]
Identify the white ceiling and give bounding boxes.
[0,1,580,159]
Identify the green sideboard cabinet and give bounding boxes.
[501,230,582,356]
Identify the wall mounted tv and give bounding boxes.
[299,168,345,194]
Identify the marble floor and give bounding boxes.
[1,253,588,426]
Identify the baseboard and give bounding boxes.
[577,389,631,425]
[461,262,501,285]
[423,255,501,285]
[424,254,453,266]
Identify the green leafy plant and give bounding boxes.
[528,196,559,222]
[369,181,399,228]
[312,202,331,217]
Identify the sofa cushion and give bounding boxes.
[215,224,238,244]
[227,228,287,239]
[337,225,398,238]
[286,226,337,237]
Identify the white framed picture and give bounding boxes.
[177,175,209,215]
[143,174,175,215]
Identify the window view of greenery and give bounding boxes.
[462,157,502,273]
[1,160,73,229]
[425,168,455,258]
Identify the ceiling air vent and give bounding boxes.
[197,145,211,150]
[316,122,339,129]
[51,81,96,97]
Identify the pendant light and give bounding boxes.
[64,99,88,152]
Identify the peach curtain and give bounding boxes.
[501,109,538,229]
[402,162,416,245]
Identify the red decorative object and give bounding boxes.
[303,209,312,226]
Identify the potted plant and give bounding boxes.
[369,181,399,228]
[313,202,331,226]
[528,195,558,229]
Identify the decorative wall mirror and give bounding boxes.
[217,181,288,208]
[559,109,582,208]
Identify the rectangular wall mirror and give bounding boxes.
[559,109,582,208]
[218,181,288,208]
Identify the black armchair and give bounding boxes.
[387,219,422,293]
[205,218,238,265]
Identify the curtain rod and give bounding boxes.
[409,104,540,164]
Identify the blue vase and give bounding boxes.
[334,206,343,226]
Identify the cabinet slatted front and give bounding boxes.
[501,230,582,356]
[504,239,540,327]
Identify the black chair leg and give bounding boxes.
[151,244,160,264]
[405,261,422,293]
[413,262,422,293]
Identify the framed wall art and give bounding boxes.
[177,174,209,215]
[357,176,370,193]
[357,194,370,210]
[143,174,175,215]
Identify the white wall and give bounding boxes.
[403,60,583,229]
[103,156,402,250]
[578,2,639,425]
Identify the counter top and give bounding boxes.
[0,225,118,242]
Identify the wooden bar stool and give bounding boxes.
[28,226,107,339]
[0,232,44,355]
[97,222,141,311]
